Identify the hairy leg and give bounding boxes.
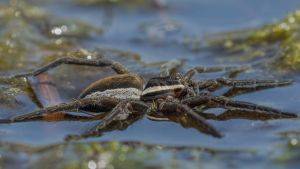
[216,78,293,88]
[5,57,129,79]
[66,101,149,141]
[198,78,292,97]
[219,78,293,97]
[184,65,249,81]
[0,97,119,123]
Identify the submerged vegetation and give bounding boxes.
[207,10,300,72]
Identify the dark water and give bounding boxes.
[1,0,300,168]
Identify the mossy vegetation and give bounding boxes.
[207,10,300,72]
[0,1,102,72]
[0,1,102,106]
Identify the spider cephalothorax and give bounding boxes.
[141,76,186,101]
[0,56,297,140]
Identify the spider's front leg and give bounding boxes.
[66,100,149,141]
[182,95,297,118]
[153,99,222,138]
[3,57,129,79]
[218,78,293,97]
[184,65,249,81]
[198,78,293,97]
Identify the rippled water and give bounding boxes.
[1,0,300,168]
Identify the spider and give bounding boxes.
[0,56,297,140]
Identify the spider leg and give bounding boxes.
[0,97,119,123]
[183,95,297,118]
[219,78,293,97]
[0,110,110,123]
[198,78,292,95]
[156,101,222,138]
[223,65,250,78]
[216,78,293,88]
[5,57,129,79]
[65,101,149,141]
[184,65,249,80]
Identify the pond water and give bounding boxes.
[1,0,300,168]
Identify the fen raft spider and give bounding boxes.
[0,56,297,140]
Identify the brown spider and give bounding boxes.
[0,56,297,140]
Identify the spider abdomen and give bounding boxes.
[84,88,142,100]
[78,74,144,112]
[78,74,144,99]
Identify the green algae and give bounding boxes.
[0,1,103,106]
[0,1,102,72]
[207,10,300,72]
[0,86,23,108]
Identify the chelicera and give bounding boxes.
[0,56,297,140]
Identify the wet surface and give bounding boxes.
[1,0,300,168]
